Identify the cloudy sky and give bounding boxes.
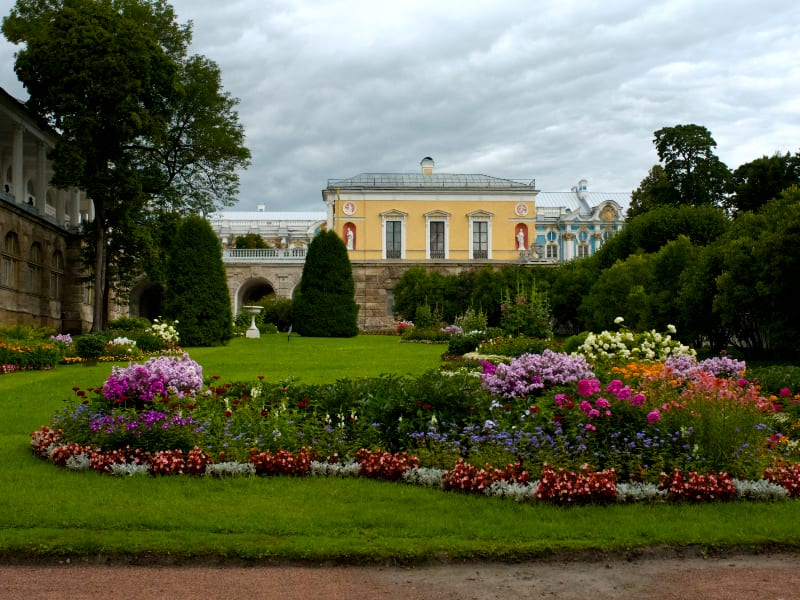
[1,0,799,212]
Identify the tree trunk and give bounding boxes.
[90,204,107,332]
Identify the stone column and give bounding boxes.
[12,123,24,204]
[69,188,81,230]
[36,140,47,216]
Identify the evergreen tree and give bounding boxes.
[293,230,359,337]
[163,215,232,346]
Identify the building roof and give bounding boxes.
[535,191,631,213]
[210,211,326,222]
[327,173,536,190]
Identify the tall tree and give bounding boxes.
[628,124,731,219]
[162,215,232,346]
[293,230,359,337]
[728,151,800,215]
[3,0,249,331]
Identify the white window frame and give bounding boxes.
[424,211,450,260]
[468,211,493,260]
[381,211,407,259]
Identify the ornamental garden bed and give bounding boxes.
[28,325,800,505]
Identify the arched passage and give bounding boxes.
[236,277,275,312]
[129,281,164,321]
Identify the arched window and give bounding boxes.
[50,249,65,299]
[1,232,20,287]
[28,242,43,293]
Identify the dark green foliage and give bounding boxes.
[107,317,151,332]
[729,152,800,215]
[711,192,800,358]
[594,205,729,269]
[293,230,359,337]
[400,328,451,343]
[413,303,442,329]
[74,333,108,360]
[628,124,731,218]
[234,233,268,249]
[162,216,232,346]
[447,333,484,356]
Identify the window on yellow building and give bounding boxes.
[472,221,488,259]
[386,221,402,259]
[429,221,445,259]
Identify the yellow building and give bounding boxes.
[323,157,626,264]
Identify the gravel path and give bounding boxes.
[2,551,799,599]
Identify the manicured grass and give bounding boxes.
[2,335,800,562]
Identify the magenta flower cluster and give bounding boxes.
[480,350,595,398]
[103,353,203,404]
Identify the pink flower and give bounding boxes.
[605,380,623,394]
[577,379,601,397]
[737,378,749,387]
[780,387,792,398]
[647,408,661,425]
[584,423,597,431]
[579,400,593,415]
[630,393,646,407]
[615,386,631,401]
[595,397,610,409]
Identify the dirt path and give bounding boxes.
[2,551,799,599]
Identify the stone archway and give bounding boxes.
[129,281,164,321]
[235,277,275,313]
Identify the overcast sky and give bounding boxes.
[1,0,799,212]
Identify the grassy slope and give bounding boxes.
[2,335,799,562]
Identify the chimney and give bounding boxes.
[420,156,434,174]
[257,203,266,212]
[576,179,588,201]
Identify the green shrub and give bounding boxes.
[454,307,488,333]
[74,333,108,360]
[413,303,442,329]
[0,325,53,341]
[163,216,233,346]
[749,365,800,396]
[447,333,484,356]
[293,230,359,337]
[563,331,590,354]
[106,317,151,331]
[400,327,450,343]
[131,330,166,353]
[477,335,550,357]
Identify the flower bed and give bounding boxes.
[29,326,800,504]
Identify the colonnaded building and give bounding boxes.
[0,79,629,332]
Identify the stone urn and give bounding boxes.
[242,305,263,338]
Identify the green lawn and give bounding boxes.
[2,335,799,562]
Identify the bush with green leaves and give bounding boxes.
[499,283,552,338]
[476,335,550,358]
[454,307,488,334]
[162,216,233,346]
[447,333,484,356]
[293,230,359,337]
[413,303,442,329]
[74,333,108,361]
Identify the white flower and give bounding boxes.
[614,316,624,324]
[667,324,677,334]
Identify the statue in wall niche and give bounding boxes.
[346,226,354,250]
[517,229,526,250]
